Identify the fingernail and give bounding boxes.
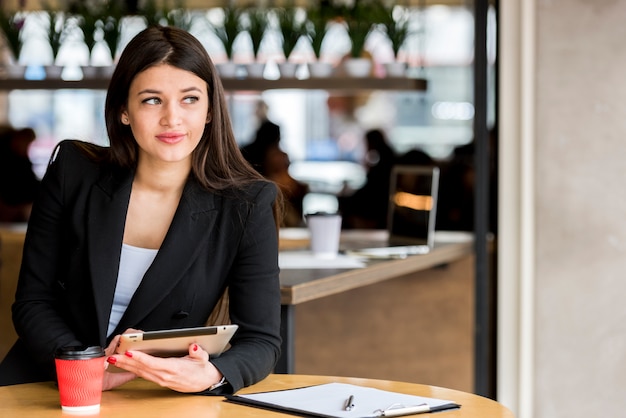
[107,356,117,365]
[193,344,198,352]
[124,351,133,358]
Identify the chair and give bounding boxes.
[0,228,25,362]
[205,289,230,326]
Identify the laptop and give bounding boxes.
[344,165,440,259]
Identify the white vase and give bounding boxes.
[308,61,333,78]
[278,62,298,78]
[385,62,408,78]
[45,65,64,79]
[1,51,25,79]
[246,62,266,78]
[81,65,98,79]
[6,64,26,79]
[343,58,372,78]
[94,65,116,78]
[216,62,238,78]
[59,65,83,81]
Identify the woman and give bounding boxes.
[0,26,282,394]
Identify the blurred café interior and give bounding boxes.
[0,0,507,412]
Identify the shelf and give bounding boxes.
[221,77,427,92]
[0,76,426,92]
[0,78,110,90]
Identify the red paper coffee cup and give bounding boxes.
[54,345,105,415]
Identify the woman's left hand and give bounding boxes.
[102,331,137,391]
[106,343,222,393]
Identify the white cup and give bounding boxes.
[305,212,342,259]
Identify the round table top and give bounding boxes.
[0,374,513,417]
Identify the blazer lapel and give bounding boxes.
[114,179,219,332]
[87,168,133,344]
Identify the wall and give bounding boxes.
[500,1,626,417]
[535,1,626,416]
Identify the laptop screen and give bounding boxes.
[387,165,440,248]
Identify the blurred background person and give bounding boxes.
[0,126,40,223]
[240,101,281,177]
[338,128,397,229]
[396,146,434,166]
[435,142,474,231]
[263,144,309,228]
[241,101,308,227]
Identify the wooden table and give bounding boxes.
[0,374,513,417]
[276,230,474,375]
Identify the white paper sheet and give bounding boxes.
[279,251,366,269]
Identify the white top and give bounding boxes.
[107,243,158,337]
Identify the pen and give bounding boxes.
[344,395,355,411]
[378,403,430,417]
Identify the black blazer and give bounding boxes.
[0,140,282,392]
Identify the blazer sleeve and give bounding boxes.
[12,142,88,372]
[209,182,282,394]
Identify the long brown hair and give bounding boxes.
[103,25,283,224]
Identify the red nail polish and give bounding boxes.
[193,344,198,351]
[107,356,117,365]
[124,351,133,358]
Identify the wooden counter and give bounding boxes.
[280,230,473,305]
[278,230,475,392]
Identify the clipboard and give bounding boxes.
[226,382,460,417]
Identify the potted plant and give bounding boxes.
[46,10,65,63]
[139,0,164,26]
[0,8,25,72]
[343,1,376,77]
[275,3,305,78]
[164,0,194,31]
[101,1,126,67]
[376,2,411,77]
[243,6,268,78]
[69,2,100,73]
[42,3,68,78]
[304,4,334,78]
[209,5,242,78]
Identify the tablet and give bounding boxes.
[116,325,238,357]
